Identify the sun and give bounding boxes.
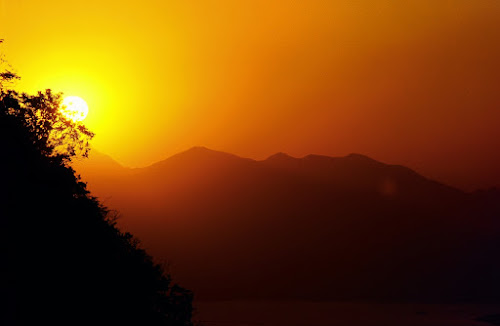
[60,96,89,122]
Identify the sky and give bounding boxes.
[1,0,499,191]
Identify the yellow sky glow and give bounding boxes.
[1,0,500,190]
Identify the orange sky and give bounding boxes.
[1,0,499,191]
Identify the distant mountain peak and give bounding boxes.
[265,152,297,162]
[71,148,129,178]
[185,146,212,152]
[346,153,374,160]
[172,146,234,159]
[144,146,255,172]
[344,153,383,165]
[177,146,250,160]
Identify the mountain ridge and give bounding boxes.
[72,146,500,302]
[77,146,464,193]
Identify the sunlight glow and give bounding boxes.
[60,96,89,122]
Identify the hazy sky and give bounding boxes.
[1,0,499,190]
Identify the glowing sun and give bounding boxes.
[60,96,89,122]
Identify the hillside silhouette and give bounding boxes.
[76,146,500,302]
[0,88,193,325]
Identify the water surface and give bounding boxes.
[194,301,500,326]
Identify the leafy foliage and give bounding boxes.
[0,64,193,325]
[1,89,94,159]
[0,39,20,89]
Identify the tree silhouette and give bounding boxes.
[0,58,193,325]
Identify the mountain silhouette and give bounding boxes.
[75,147,500,302]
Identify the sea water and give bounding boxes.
[193,301,500,326]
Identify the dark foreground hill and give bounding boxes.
[0,90,193,326]
[76,146,500,302]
